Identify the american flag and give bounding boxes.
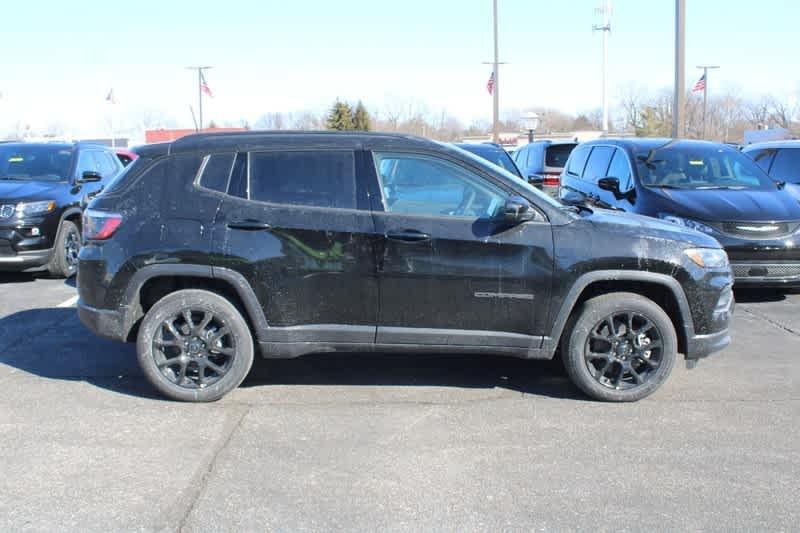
[486,71,495,95]
[200,72,213,98]
[692,73,706,93]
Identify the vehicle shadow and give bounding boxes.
[0,307,584,402]
[734,288,788,303]
[0,272,40,284]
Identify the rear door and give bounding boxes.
[213,149,379,344]
[367,151,554,346]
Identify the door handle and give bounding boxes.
[387,230,431,242]
[227,219,272,231]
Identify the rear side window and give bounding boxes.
[544,144,577,168]
[768,148,800,184]
[566,146,590,177]
[249,150,356,209]
[198,153,235,193]
[583,146,615,182]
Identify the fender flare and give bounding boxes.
[120,264,269,341]
[541,270,695,357]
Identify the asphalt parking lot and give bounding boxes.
[0,275,797,532]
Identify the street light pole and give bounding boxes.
[672,0,686,138]
[186,66,213,131]
[492,0,500,144]
[697,65,720,139]
[593,0,612,134]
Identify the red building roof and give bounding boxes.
[145,127,247,144]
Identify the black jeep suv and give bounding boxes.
[0,142,123,277]
[77,132,733,402]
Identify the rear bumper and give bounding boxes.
[77,300,128,342]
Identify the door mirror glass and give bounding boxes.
[560,189,585,206]
[598,176,620,193]
[79,170,102,184]
[498,195,535,225]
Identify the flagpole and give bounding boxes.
[186,66,213,132]
[697,65,719,139]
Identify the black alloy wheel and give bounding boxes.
[584,311,664,390]
[64,229,80,270]
[153,309,236,389]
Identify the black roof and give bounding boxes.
[742,140,800,151]
[157,130,436,155]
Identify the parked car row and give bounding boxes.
[458,137,800,289]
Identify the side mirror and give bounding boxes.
[597,177,621,193]
[498,195,535,225]
[773,179,787,190]
[560,189,585,206]
[528,175,544,189]
[78,171,102,184]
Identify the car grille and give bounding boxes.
[716,221,800,240]
[731,262,800,279]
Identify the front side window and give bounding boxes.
[373,152,506,219]
[635,144,775,190]
[0,145,73,182]
[249,151,356,209]
[607,149,633,191]
[767,148,800,184]
[748,148,776,172]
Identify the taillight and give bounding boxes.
[83,209,123,240]
[543,174,561,187]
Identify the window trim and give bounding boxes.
[243,148,359,211]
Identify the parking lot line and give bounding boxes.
[56,295,79,308]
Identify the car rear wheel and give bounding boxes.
[46,220,80,278]
[137,289,254,402]
[562,292,677,402]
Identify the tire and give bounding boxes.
[137,289,254,402]
[561,292,677,402]
[46,220,80,278]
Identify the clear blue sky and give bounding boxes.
[1,0,797,134]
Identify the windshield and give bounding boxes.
[0,145,74,182]
[635,143,775,190]
[449,144,565,209]
[457,145,522,177]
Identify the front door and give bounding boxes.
[367,151,554,346]
[213,149,379,344]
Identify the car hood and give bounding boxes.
[649,186,800,222]
[0,180,65,202]
[578,207,720,248]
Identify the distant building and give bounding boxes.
[743,127,792,146]
[461,130,607,148]
[145,127,248,144]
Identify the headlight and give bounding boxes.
[15,200,56,218]
[684,248,729,268]
[659,214,716,234]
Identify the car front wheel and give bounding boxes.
[136,289,254,402]
[562,292,677,402]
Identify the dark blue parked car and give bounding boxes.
[559,138,800,287]
[742,140,800,202]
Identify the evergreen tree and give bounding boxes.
[326,100,354,131]
[352,101,372,131]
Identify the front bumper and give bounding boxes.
[0,248,53,271]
